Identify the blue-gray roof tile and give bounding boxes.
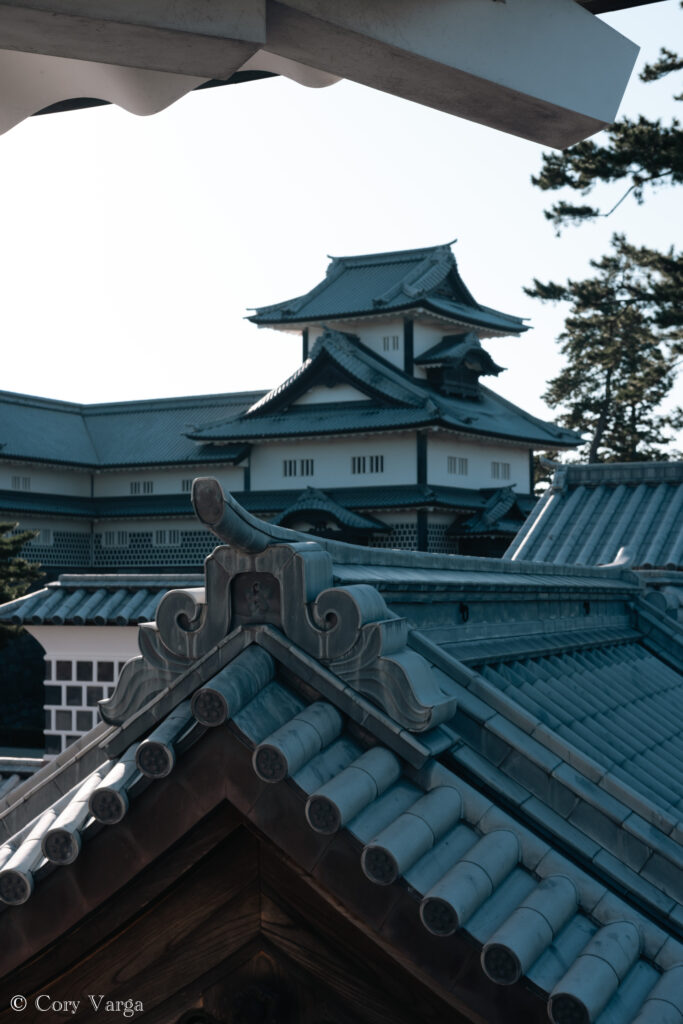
[1,479,682,1024]
[0,574,203,626]
[0,389,261,468]
[271,488,387,532]
[249,244,528,337]
[506,462,683,569]
[189,331,577,448]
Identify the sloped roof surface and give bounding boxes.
[247,485,537,520]
[0,389,261,468]
[1,480,682,1024]
[271,488,386,531]
[1,639,681,1022]
[414,331,504,376]
[506,462,683,569]
[249,245,528,337]
[478,644,683,815]
[0,757,43,801]
[0,483,537,523]
[190,332,577,447]
[0,575,203,626]
[456,486,519,533]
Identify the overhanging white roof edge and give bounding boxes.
[0,0,644,147]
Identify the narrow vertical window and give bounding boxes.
[382,335,400,351]
[352,455,384,474]
[448,456,468,475]
[283,459,297,477]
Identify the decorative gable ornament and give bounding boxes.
[101,478,458,734]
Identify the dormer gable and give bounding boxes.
[241,330,431,419]
[415,332,504,400]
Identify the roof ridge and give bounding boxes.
[0,387,267,421]
[328,242,454,265]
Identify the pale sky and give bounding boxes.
[0,2,680,449]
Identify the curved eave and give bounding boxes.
[249,298,528,338]
[198,415,579,448]
[0,449,247,470]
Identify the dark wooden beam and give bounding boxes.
[417,433,427,487]
[403,317,414,375]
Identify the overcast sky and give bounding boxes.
[0,2,680,448]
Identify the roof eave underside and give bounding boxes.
[250,298,528,337]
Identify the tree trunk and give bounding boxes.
[588,368,612,462]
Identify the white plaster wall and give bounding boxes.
[93,465,243,497]
[303,318,405,370]
[352,319,405,370]
[250,434,417,490]
[427,434,531,492]
[293,384,367,405]
[0,463,91,496]
[413,322,448,363]
[28,625,138,661]
[29,624,138,756]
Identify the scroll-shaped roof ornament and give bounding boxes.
[100,478,457,734]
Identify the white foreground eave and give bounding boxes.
[0,0,640,146]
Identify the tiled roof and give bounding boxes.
[1,479,682,1023]
[506,462,683,569]
[246,330,431,415]
[0,490,201,520]
[0,490,94,518]
[0,756,44,801]
[271,488,387,532]
[414,331,504,375]
[1,645,681,1022]
[0,389,261,468]
[0,484,536,523]
[249,245,529,338]
[190,331,578,448]
[477,644,683,815]
[0,575,203,626]
[243,484,536,516]
[454,487,520,534]
[191,402,439,440]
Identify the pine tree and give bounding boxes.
[532,21,682,231]
[526,235,683,463]
[529,19,683,466]
[0,522,42,645]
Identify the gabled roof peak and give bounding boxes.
[240,328,430,420]
[326,241,457,268]
[249,243,527,337]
